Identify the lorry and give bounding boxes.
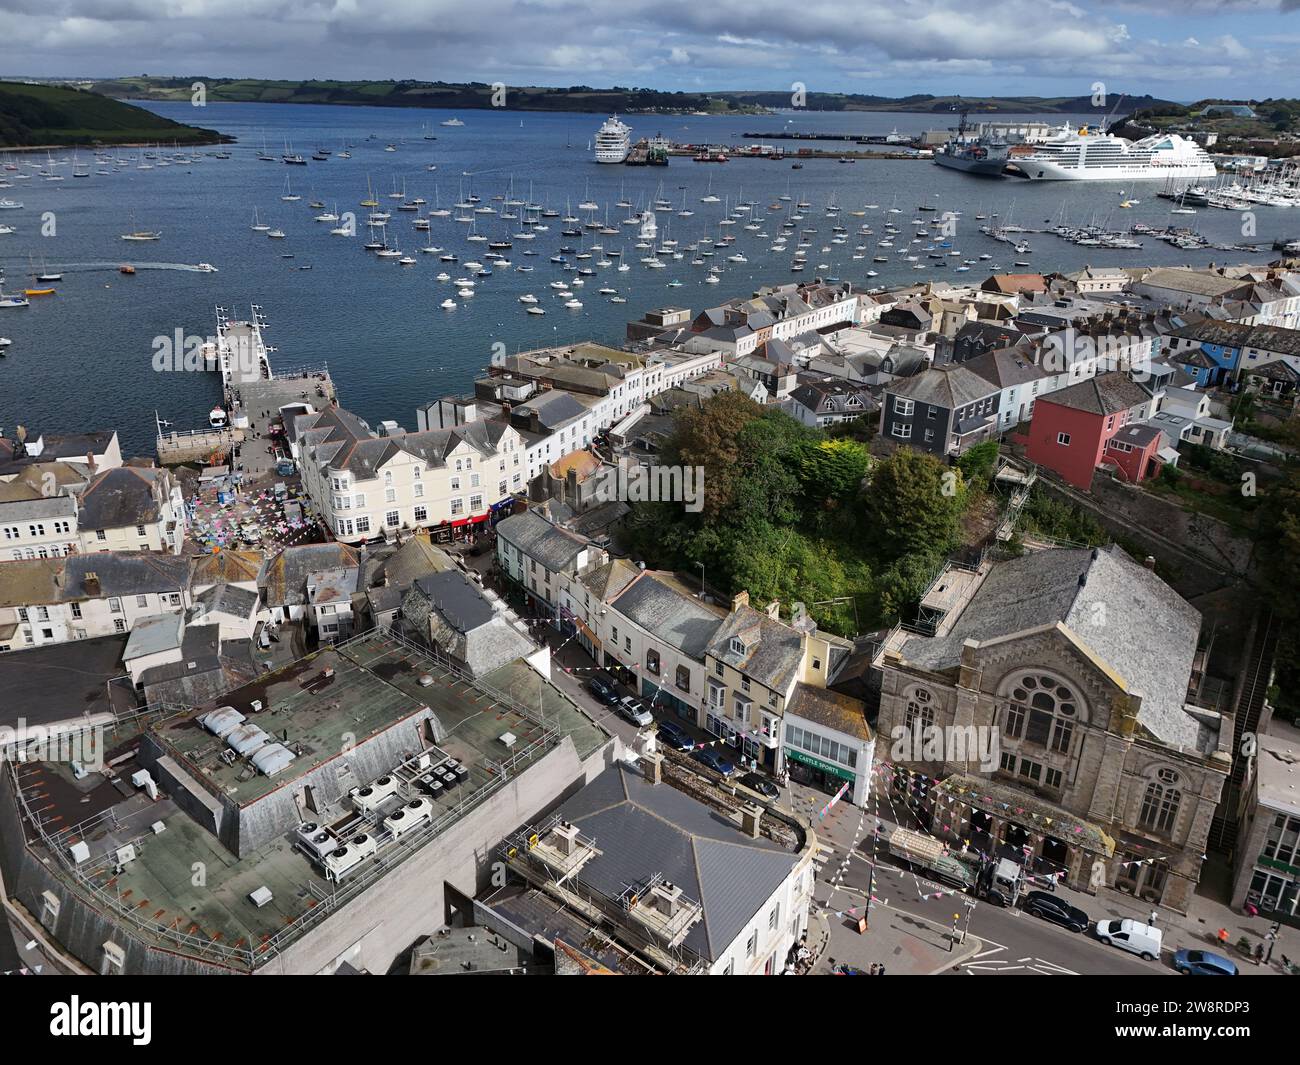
[887,827,977,891]
[977,857,1027,906]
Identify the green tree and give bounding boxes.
[863,448,965,563]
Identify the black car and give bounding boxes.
[586,678,618,706]
[656,720,695,752]
[740,772,780,800]
[1022,890,1089,933]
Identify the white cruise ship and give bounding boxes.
[1014,125,1217,182]
[593,116,632,164]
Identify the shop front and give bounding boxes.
[705,712,764,768]
[786,747,858,803]
[642,678,696,724]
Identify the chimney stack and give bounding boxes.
[741,803,762,839]
[1144,556,1156,570]
[83,571,101,597]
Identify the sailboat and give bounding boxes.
[281,176,301,202]
[700,173,720,204]
[250,208,271,233]
[360,175,379,208]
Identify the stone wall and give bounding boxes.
[1033,473,1258,599]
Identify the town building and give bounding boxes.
[0,630,613,974]
[1023,372,1160,489]
[873,545,1233,913]
[1231,730,1300,927]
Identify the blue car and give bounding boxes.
[691,748,736,777]
[586,679,618,706]
[656,721,695,752]
[1172,949,1237,976]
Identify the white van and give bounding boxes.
[1095,918,1163,961]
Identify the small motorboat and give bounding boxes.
[119,264,136,275]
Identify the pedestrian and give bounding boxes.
[1148,910,1158,927]
[878,964,887,976]
[868,963,879,976]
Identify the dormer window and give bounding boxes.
[729,637,745,656]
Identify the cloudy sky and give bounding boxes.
[1,0,1297,100]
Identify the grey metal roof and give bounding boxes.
[123,612,184,660]
[555,765,799,961]
[610,573,725,658]
[899,546,1207,751]
[414,570,494,633]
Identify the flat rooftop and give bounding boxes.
[14,632,597,970]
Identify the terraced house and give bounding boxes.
[0,553,191,652]
[294,406,525,544]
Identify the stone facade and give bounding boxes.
[877,624,1231,913]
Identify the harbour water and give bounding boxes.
[0,102,1289,455]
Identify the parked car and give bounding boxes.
[616,695,653,728]
[691,748,736,777]
[1172,949,1238,976]
[586,678,618,706]
[1095,918,1163,961]
[739,772,780,799]
[656,720,695,752]
[275,459,296,476]
[1021,890,1089,933]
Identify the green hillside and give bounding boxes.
[0,80,227,147]
[83,76,1179,117]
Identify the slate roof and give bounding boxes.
[785,683,872,742]
[496,511,588,572]
[1039,372,1151,416]
[1245,360,1300,382]
[1138,268,1252,299]
[1108,423,1164,449]
[707,606,804,693]
[261,543,361,608]
[193,582,260,619]
[61,553,190,600]
[1169,319,1300,356]
[373,537,454,590]
[610,573,726,658]
[898,546,1207,752]
[889,364,999,409]
[554,765,800,962]
[76,467,166,531]
[962,347,1049,390]
[296,406,510,479]
[514,390,590,431]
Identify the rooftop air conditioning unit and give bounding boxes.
[296,822,338,861]
[385,797,432,840]
[350,775,401,814]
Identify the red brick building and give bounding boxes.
[1024,373,1158,489]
